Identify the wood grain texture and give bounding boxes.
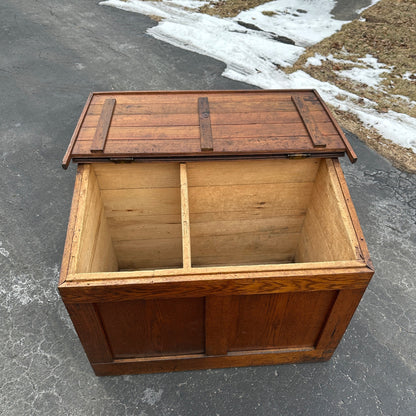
[59,268,372,303]
[332,158,373,268]
[82,110,332,128]
[96,163,182,270]
[63,90,354,165]
[96,298,205,358]
[180,164,191,269]
[74,166,118,273]
[315,288,366,350]
[90,98,116,153]
[187,158,318,267]
[295,160,359,263]
[59,164,87,284]
[205,296,232,355]
[292,95,327,148]
[198,97,213,151]
[227,291,337,351]
[64,303,113,363]
[62,92,93,169]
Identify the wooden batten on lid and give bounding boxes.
[62,90,357,168]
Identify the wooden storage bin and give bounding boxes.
[59,90,374,376]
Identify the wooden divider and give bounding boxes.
[180,164,192,270]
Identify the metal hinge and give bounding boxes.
[287,153,311,159]
[110,157,134,163]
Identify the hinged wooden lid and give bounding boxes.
[62,90,356,168]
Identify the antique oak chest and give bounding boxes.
[59,90,374,376]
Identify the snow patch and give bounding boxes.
[141,388,163,406]
[0,241,9,258]
[403,71,416,81]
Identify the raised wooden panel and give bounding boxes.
[96,298,205,358]
[228,291,338,351]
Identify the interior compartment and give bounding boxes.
[73,158,359,274]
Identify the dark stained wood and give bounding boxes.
[63,90,356,166]
[90,99,116,153]
[62,93,93,169]
[198,97,213,151]
[82,110,331,128]
[71,135,346,160]
[292,95,327,148]
[96,298,205,358]
[64,303,113,363]
[205,296,232,355]
[315,288,366,350]
[227,291,337,351]
[77,122,338,141]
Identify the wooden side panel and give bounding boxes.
[96,298,205,358]
[95,163,183,270]
[65,303,113,363]
[188,159,320,267]
[316,288,366,350]
[227,291,337,351]
[74,166,118,273]
[295,160,359,263]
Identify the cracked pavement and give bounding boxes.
[0,0,415,415]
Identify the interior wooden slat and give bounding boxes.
[188,182,315,214]
[94,163,180,190]
[187,158,320,268]
[186,159,320,186]
[114,238,183,270]
[189,216,304,238]
[191,233,300,267]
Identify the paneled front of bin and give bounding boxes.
[59,90,374,375]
